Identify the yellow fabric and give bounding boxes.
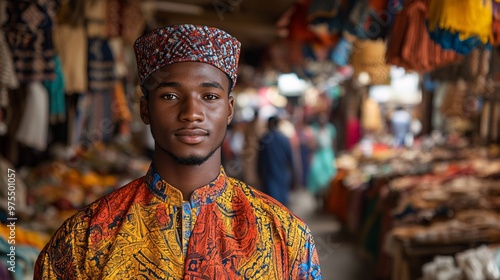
[428,0,493,44]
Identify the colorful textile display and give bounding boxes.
[386,0,462,72]
[428,0,493,54]
[3,0,58,81]
[35,166,321,279]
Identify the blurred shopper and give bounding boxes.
[296,114,315,189]
[257,116,294,206]
[391,105,412,147]
[308,112,337,210]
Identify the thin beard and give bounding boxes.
[166,130,226,166]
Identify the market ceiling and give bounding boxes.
[142,0,295,51]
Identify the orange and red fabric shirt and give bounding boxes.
[34,166,322,279]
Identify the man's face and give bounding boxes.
[140,62,234,165]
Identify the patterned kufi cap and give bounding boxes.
[134,24,241,92]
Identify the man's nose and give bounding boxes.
[179,97,204,122]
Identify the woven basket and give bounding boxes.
[350,39,391,85]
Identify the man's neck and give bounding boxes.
[152,154,222,200]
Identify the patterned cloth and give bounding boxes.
[35,166,322,279]
[3,0,58,81]
[134,24,241,92]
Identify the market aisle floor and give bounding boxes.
[288,192,376,280]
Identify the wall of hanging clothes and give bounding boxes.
[0,0,144,168]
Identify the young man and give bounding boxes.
[34,24,322,279]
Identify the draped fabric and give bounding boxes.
[35,166,322,279]
[15,82,49,151]
[42,55,66,123]
[428,0,493,54]
[493,1,500,46]
[105,0,145,43]
[52,24,88,94]
[386,0,462,73]
[3,0,58,82]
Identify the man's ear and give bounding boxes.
[140,96,150,125]
[227,95,234,125]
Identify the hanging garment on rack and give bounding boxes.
[428,0,493,54]
[56,0,85,26]
[83,37,115,144]
[42,55,66,123]
[386,0,462,72]
[307,0,342,22]
[112,81,131,124]
[0,0,18,104]
[3,0,58,81]
[493,1,500,46]
[105,0,145,44]
[53,24,88,94]
[15,82,49,151]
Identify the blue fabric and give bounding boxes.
[257,129,294,206]
[331,37,352,66]
[428,26,492,55]
[43,55,66,122]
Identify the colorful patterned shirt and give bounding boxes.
[34,166,323,279]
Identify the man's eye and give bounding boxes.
[205,94,219,100]
[161,93,177,100]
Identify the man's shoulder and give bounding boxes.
[227,178,308,227]
[60,176,147,228]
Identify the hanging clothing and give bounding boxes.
[307,122,337,194]
[35,166,322,279]
[43,55,66,123]
[361,97,384,133]
[385,0,462,73]
[112,80,131,123]
[0,0,19,105]
[428,0,493,54]
[493,1,500,45]
[15,82,49,151]
[105,0,145,44]
[4,0,58,81]
[52,24,88,94]
[83,37,115,144]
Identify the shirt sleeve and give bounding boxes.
[293,225,323,279]
[34,217,84,279]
